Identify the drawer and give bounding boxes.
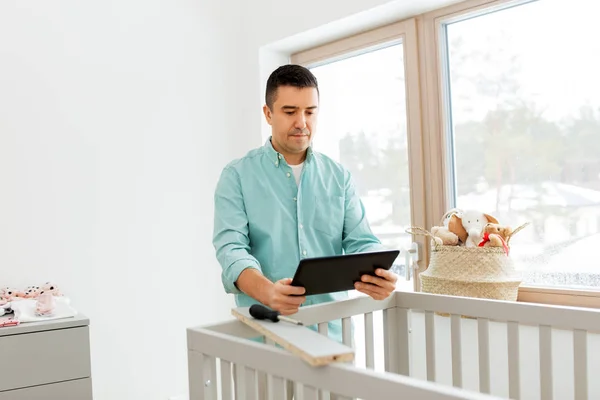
[0,378,92,400]
[0,326,91,392]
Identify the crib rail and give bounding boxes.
[188,319,499,400]
[393,291,600,400]
[188,291,600,400]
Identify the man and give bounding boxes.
[212,64,397,340]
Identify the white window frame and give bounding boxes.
[290,0,600,309]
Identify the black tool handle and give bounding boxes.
[249,304,280,322]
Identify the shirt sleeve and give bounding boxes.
[341,169,386,254]
[212,166,262,294]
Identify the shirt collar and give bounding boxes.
[264,136,313,167]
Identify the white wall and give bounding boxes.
[0,1,248,399]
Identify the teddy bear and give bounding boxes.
[478,223,512,255]
[452,209,499,248]
[431,208,466,246]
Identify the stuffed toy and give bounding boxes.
[431,208,466,245]
[452,209,499,248]
[478,223,512,255]
[24,286,41,298]
[41,282,62,297]
[1,287,26,302]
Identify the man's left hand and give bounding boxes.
[354,268,398,300]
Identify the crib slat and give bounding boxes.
[318,322,332,399]
[539,325,553,400]
[318,322,328,336]
[383,308,399,373]
[245,367,257,400]
[234,364,246,400]
[342,317,352,348]
[573,329,588,400]
[425,311,436,382]
[477,318,490,394]
[507,321,521,400]
[267,375,286,400]
[397,308,411,376]
[303,385,319,400]
[364,312,375,369]
[220,360,233,400]
[450,314,462,388]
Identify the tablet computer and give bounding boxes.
[290,249,400,296]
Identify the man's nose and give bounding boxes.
[294,114,307,129]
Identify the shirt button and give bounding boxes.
[302,250,307,256]
[286,172,291,177]
[300,224,303,229]
[293,197,297,201]
[275,161,279,166]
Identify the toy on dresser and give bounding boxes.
[0,282,63,318]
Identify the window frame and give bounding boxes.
[290,0,600,309]
[291,19,429,293]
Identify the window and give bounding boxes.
[442,0,600,290]
[291,0,600,307]
[292,20,425,294]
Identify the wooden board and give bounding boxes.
[231,307,354,367]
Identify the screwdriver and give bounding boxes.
[249,304,303,326]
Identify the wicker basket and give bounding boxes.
[406,224,528,302]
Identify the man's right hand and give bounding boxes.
[266,278,306,315]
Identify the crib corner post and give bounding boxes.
[188,350,205,400]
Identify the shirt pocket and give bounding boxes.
[312,194,344,238]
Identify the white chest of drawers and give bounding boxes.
[0,314,92,399]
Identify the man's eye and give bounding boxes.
[285,111,294,115]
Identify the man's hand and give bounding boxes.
[354,268,397,300]
[265,278,306,315]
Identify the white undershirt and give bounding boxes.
[290,162,304,186]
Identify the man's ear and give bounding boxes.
[263,105,273,125]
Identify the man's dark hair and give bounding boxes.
[265,64,319,109]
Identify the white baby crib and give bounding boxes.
[187,291,600,400]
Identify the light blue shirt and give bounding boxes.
[213,137,384,341]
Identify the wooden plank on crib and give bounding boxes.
[450,314,462,388]
[425,311,436,382]
[232,307,354,367]
[539,325,553,400]
[477,318,490,394]
[364,312,375,369]
[507,322,521,400]
[573,329,588,400]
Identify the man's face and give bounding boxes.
[263,85,319,160]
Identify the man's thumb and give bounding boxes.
[279,278,292,285]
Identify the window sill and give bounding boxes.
[518,285,600,309]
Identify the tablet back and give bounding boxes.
[290,250,400,296]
